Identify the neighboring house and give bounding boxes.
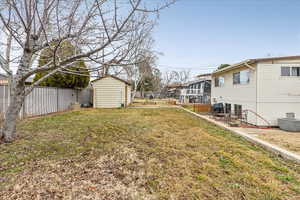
[166,84,182,99]
[196,73,212,80]
[179,74,211,104]
[0,74,33,85]
[92,75,132,108]
[211,55,300,126]
[0,73,8,85]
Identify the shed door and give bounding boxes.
[95,88,123,108]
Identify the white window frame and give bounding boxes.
[281,67,291,76]
[281,66,300,77]
[233,69,250,85]
[292,67,300,76]
[215,76,225,87]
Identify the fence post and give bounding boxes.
[56,88,59,112]
[76,89,79,103]
[22,96,26,119]
[3,85,5,114]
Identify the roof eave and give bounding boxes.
[212,59,255,75]
[91,75,131,85]
[212,55,300,76]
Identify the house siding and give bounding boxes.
[93,77,131,108]
[212,58,300,126]
[211,66,258,125]
[257,63,300,125]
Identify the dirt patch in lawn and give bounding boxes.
[236,127,300,155]
[259,131,300,155]
[1,146,154,200]
[0,108,300,199]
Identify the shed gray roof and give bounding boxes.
[91,75,131,85]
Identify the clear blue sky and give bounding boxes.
[153,0,300,76]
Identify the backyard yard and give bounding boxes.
[234,127,300,156]
[1,108,300,200]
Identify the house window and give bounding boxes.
[195,84,199,94]
[200,83,204,93]
[234,104,242,117]
[281,66,300,77]
[233,72,240,84]
[215,76,225,87]
[281,67,290,76]
[188,85,191,94]
[233,69,250,85]
[292,67,300,76]
[225,103,231,114]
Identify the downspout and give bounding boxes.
[244,61,257,125]
[256,64,258,125]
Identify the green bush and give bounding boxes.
[34,40,90,88]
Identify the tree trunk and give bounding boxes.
[131,89,137,102]
[1,82,26,142]
[141,88,144,98]
[1,50,31,143]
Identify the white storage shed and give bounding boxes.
[92,75,132,108]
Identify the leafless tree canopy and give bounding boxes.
[0,0,175,142]
[159,69,190,97]
[122,29,160,99]
[162,69,190,86]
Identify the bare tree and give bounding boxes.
[0,0,175,142]
[126,50,158,100]
[162,70,177,86]
[175,69,191,83]
[159,70,177,97]
[159,69,190,97]
[116,15,163,100]
[162,69,190,85]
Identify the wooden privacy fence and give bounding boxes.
[167,99,177,105]
[193,104,212,113]
[0,85,79,118]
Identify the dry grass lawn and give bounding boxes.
[233,127,300,155]
[132,98,171,107]
[0,108,300,200]
[259,130,300,155]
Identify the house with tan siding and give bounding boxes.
[92,75,131,108]
[211,55,300,126]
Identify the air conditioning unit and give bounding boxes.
[278,113,300,132]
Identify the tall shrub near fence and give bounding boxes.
[0,85,78,119]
